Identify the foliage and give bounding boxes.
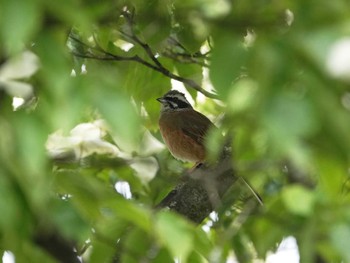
[0,0,350,262]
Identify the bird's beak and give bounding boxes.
[156,97,165,103]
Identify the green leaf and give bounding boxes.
[151,247,173,263]
[248,215,286,257]
[175,62,203,94]
[123,62,170,127]
[316,156,348,200]
[0,0,40,53]
[122,228,152,262]
[205,126,225,163]
[89,238,116,263]
[93,90,141,152]
[282,185,315,216]
[227,78,258,113]
[193,228,213,259]
[264,92,318,140]
[330,224,350,261]
[262,91,319,168]
[155,211,194,261]
[51,199,90,242]
[210,34,248,96]
[54,170,108,220]
[0,175,22,230]
[110,199,152,232]
[13,113,48,176]
[187,251,207,263]
[133,0,172,47]
[176,25,207,54]
[231,233,255,263]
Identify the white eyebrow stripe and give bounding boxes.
[166,94,189,104]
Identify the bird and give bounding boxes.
[157,89,263,205]
[157,89,215,166]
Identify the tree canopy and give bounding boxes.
[1,0,350,262]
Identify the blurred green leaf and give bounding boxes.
[54,170,108,220]
[156,211,194,261]
[175,22,207,53]
[122,228,152,262]
[0,175,23,230]
[330,224,350,261]
[282,185,315,216]
[205,126,225,162]
[187,251,207,263]
[263,92,318,142]
[175,62,203,92]
[247,204,289,257]
[1,1,350,262]
[151,247,174,263]
[262,90,319,169]
[93,90,141,152]
[316,156,347,200]
[13,112,48,176]
[89,238,116,263]
[227,78,258,113]
[210,34,248,97]
[51,199,90,242]
[123,62,170,126]
[133,1,172,43]
[0,0,40,53]
[43,0,93,30]
[110,199,152,232]
[193,228,213,259]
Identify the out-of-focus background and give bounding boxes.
[1,0,350,262]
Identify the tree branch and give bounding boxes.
[120,10,166,70]
[162,36,211,67]
[157,149,239,223]
[34,230,81,263]
[68,17,219,99]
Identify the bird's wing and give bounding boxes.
[180,110,215,145]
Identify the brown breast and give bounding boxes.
[159,109,213,163]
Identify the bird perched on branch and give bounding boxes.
[157,90,215,166]
[157,89,263,205]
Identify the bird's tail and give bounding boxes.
[239,176,263,206]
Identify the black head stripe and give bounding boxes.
[164,94,192,109]
[160,90,193,110]
[171,97,191,109]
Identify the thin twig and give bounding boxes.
[119,11,166,70]
[161,51,210,67]
[71,51,161,71]
[69,13,219,99]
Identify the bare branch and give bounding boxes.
[161,49,210,67]
[68,16,219,99]
[157,153,237,223]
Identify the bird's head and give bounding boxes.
[157,90,193,112]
